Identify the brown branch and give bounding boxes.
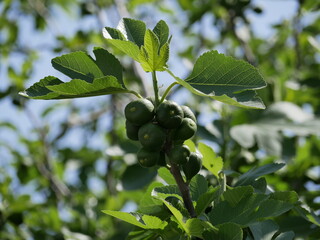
[170,163,197,218]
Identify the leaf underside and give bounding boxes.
[167,50,267,109]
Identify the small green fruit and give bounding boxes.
[156,100,183,129]
[168,144,191,164]
[181,105,197,123]
[172,118,197,140]
[137,148,159,167]
[125,99,154,126]
[125,120,140,141]
[138,123,166,150]
[182,152,202,180]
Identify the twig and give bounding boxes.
[170,163,197,218]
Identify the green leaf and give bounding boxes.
[195,186,219,216]
[160,199,187,232]
[249,220,279,240]
[46,77,128,97]
[185,218,205,237]
[157,198,206,238]
[235,163,285,187]
[208,193,269,226]
[251,177,267,193]
[222,186,254,207]
[103,18,169,71]
[269,191,299,204]
[103,27,125,40]
[121,164,157,191]
[20,76,62,99]
[93,47,123,83]
[127,229,159,240]
[139,30,169,72]
[203,223,243,240]
[166,50,267,109]
[153,20,169,48]
[158,168,176,185]
[151,185,183,202]
[22,76,129,99]
[103,18,146,61]
[198,142,223,178]
[102,38,141,61]
[158,221,185,240]
[209,190,294,227]
[189,174,208,201]
[294,206,320,226]
[102,210,167,230]
[252,199,293,219]
[274,231,295,240]
[138,182,164,215]
[20,49,131,100]
[184,139,196,152]
[51,51,104,82]
[117,18,146,47]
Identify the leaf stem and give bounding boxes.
[216,172,226,204]
[160,82,179,103]
[129,90,143,99]
[170,163,197,218]
[152,71,160,108]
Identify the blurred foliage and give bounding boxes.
[0,0,319,239]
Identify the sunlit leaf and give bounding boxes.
[166,50,267,109]
[198,142,223,178]
[102,210,167,229]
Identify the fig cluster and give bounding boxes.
[124,98,202,180]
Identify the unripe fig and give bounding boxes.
[156,100,183,129]
[124,99,154,126]
[168,144,191,165]
[138,123,166,150]
[172,118,197,140]
[125,120,140,141]
[137,147,159,167]
[182,152,202,180]
[181,105,197,123]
